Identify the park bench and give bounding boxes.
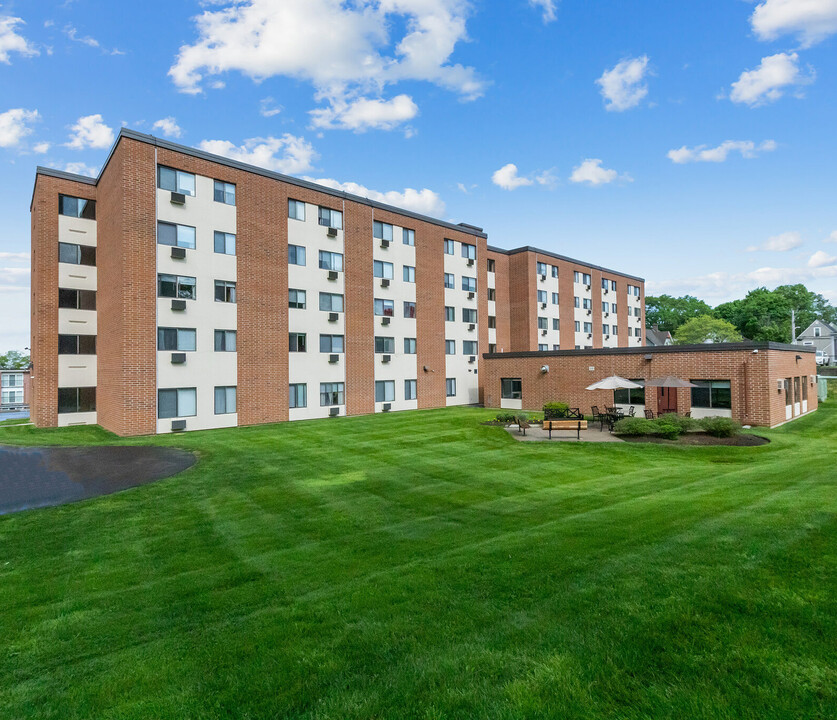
[543,419,588,440]
[517,420,531,435]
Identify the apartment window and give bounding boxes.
[612,326,618,335]
[634,307,641,317]
[403,228,415,246]
[463,308,478,324]
[288,199,306,221]
[214,330,236,351]
[583,274,592,285]
[611,305,618,315]
[289,289,306,309]
[320,382,345,406]
[58,334,97,355]
[602,302,610,313]
[1,373,23,388]
[157,328,196,352]
[58,287,97,310]
[319,251,344,272]
[320,334,344,353]
[444,273,455,289]
[57,387,96,414]
[614,381,645,406]
[445,340,456,355]
[537,262,547,276]
[574,271,580,283]
[488,344,496,354]
[602,278,609,290]
[538,344,548,351]
[574,321,581,332]
[603,324,610,335]
[635,286,640,297]
[462,276,477,292]
[814,327,822,337]
[58,194,96,220]
[403,265,416,283]
[446,378,456,397]
[691,380,732,410]
[404,301,416,319]
[487,288,496,301]
[461,243,476,260]
[215,280,236,303]
[553,344,560,351]
[463,340,478,355]
[634,328,641,337]
[158,388,196,419]
[404,379,417,400]
[374,298,395,316]
[319,292,343,312]
[537,290,547,304]
[375,380,395,403]
[373,221,393,242]
[444,239,455,255]
[552,266,559,278]
[538,317,548,330]
[213,231,236,255]
[213,180,236,205]
[214,386,237,414]
[373,260,394,279]
[157,166,195,196]
[375,336,395,354]
[404,338,417,354]
[488,316,496,329]
[58,242,96,266]
[553,318,560,331]
[574,296,580,308]
[289,333,307,352]
[289,383,307,409]
[445,306,455,322]
[582,298,592,310]
[1,388,23,405]
[318,206,343,229]
[583,322,593,333]
[551,293,559,305]
[487,258,496,273]
[289,244,306,266]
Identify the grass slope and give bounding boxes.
[0,398,835,719]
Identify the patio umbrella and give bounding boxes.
[586,375,643,391]
[644,376,698,388]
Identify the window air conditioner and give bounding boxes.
[382,403,392,411]
[468,356,476,363]
[542,329,547,336]
[328,270,338,281]
[381,240,390,248]
[541,302,547,309]
[468,323,475,331]
[467,258,474,266]
[170,353,186,365]
[382,316,391,325]
[605,335,610,340]
[327,227,338,238]
[587,333,593,339]
[586,284,591,291]
[777,379,785,392]
[171,419,186,431]
[170,192,186,205]
[328,312,338,322]
[381,278,390,288]
[171,247,186,260]
[468,291,475,299]
[171,299,186,311]
[329,407,340,416]
[604,288,609,294]
[382,354,391,363]
[329,354,339,364]
[540,274,546,281]
[605,313,609,317]
[587,310,592,316]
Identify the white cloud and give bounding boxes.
[529,0,558,23]
[310,94,418,132]
[808,250,837,268]
[596,56,650,112]
[490,163,554,191]
[259,97,282,118]
[747,231,804,252]
[667,139,777,164]
[152,117,183,138]
[751,0,837,48]
[827,231,837,243]
[65,114,115,150]
[0,266,29,286]
[303,176,445,216]
[0,14,38,63]
[569,158,631,186]
[198,134,317,174]
[64,24,99,48]
[729,52,814,106]
[0,108,39,148]
[62,162,99,177]
[32,141,50,153]
[0,252,29,262]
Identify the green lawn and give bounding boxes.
[0,395,835,719]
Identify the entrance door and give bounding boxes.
[657,387,677,414]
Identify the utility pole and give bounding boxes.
[791,309,796,344]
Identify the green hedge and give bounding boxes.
[543,402,570,419]
[614,414,742,440]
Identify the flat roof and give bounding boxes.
[483,341,815,359]
[487,244,645,283]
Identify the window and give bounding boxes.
[57,387,96,414]
[405,379,417,400]
[551,293,559,305]
[214,330,236,351]
[611,280,617,291]
[58,242,96,266]
[634,307,642,317]
[553,344,560,351]
[374,298,395,316]
[444,273,455,289]
[602,302,610,313]
[404,338,417,354]
[614,381,645,405]
[537,262,547,276]
[461,243,476,260]
[814,327,821,337]
[445,306,455,322]
[444,239,455,255]
[290,384,307,409]
[487,258,496,273]
[214,386,237,414]
[446,378,456,397]
[552,265,559,278]
[582,298,592,310]
[213,180,235,205]
[288,199,306,221]
[691,380,731,409]
[320,382,344,406]
[463,340,478,355]
[213,231,236,255]
[537,290,547,304]
[373,260,394,279]
[319,251,344,272]
[289,244,306,266]
[1,373,23,388]
[635,286,641,297]
[375,336,395,354]
[574,297,580,308]
[318,206,343,229]
[58,334,97,355]
[552,318,559,331]
[488,344,496,353]
[320,334,344,353]
[158,388,196,419]
[403,265,416,283]
[445,340,456,355]
[487,288,496,301]
[462,308,477,324]
[1,389,23,405]
[157,166,195,196]
[612,326,618,336]
[574,321,581,332]
[375,380,395,403]
[538,317,548,330]
[215,280,236,303]
[403,301,416,318]
[58,288,97,309]
[462,276,477,292]
[583,322,593,333]
[583,273,592,285]
[157,328,196,352]
[634,328,641,337]
[602,278,609,290]
[574,271,580,283]
[373,221,393,242]
[603,324,610,335]
[289,333,307,352]
[58,194,96,219]
[403,228,415,246]
[319,292,343,312]
[488,316,496,329]
[288,289,306,309]
[538,344,548,351]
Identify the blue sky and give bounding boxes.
[2,0,837,350]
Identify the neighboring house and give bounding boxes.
[1,368,30,410]
[796,320,837,364]
[645,325,673,346]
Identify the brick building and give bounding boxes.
[1,368,30,411]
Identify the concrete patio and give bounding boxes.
[504,424,625,443]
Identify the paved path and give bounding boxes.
[1,410,30,421]
[505,424,625,443]
[0,445,196,515]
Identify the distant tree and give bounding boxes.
[0,350,30,369]
[674,315,742,345]
[645,295,714,332]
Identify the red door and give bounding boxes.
[657,387,677,414]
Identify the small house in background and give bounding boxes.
[1,368,30,411]
[645,324,673,347]
[796,320,836,365]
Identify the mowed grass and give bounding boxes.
[0,393,835,719]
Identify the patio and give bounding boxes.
[504,424,625,443]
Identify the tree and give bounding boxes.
[0,350,30,369]
[674,315,742,344]
[645,295,714,332]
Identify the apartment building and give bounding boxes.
[1,368,30,411]
[30,129,643,436]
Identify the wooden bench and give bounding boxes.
[543,419,588,440]
[517,421,531,435]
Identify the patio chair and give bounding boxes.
[591,406,608,431]
[644,409,655,419]
[629,406,636,417]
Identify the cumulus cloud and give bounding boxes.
[0,108,39,148]
[303,176,445,216]
[529,0,558,23]
[751,0,837,48]
[729,52,814,106]
[198,134,317,174]
[491,163,554,191]
[65,114,115,150]
[569,158,631,186]
[827,231,837,243]
[62,162,99,177]
[310,94,418,132]
[808,250,837,268]
[32,141,50,153]
[596,56,650,111]
[667,139,777,164]
[0,252,29,262]
[747,231,804,252]
[152,117,183,138]
[0,14,38,63]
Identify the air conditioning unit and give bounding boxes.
[605,313,609,318]
[171,299,186,311]
[587,310,592,316]
[327,227,338,238]
[381,240,390,248]
[382,354,391,363]
[328,270,338,281]
[382,316,391,326]
[604,288,609,294]
[468,323,475,331]
[810,375,817,385]
[171,247,186,260]
[467,258,474,267]
[587,333,593,339]
[329,407,340,416]
[586,284,591,291]
[467,292,475,299]
[170,353,186,365]
[170,191,186,205]
[381,278,390,288]
[541,302,547,309]
[329,354,339,364]
[328,312,338,322]
[382,403,392,412]
[468,356,476,364]
[542,329,548,336]
[605,335,610,340]
[777,379,785,392]
[171,419,186,431]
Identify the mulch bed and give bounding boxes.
[620,433,770,447]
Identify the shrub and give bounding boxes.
[515,412,529,424]
[658,413,698,433]
[494,412,517,424]
[652,419,683,440]
[543,402,570,419]
[613,417,654,436]
[700,416,741,438]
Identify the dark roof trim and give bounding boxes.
[30,167,97,211]
[483,341,816,360]
[487,244,644,283]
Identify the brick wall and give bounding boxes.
[508,252,535,351]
